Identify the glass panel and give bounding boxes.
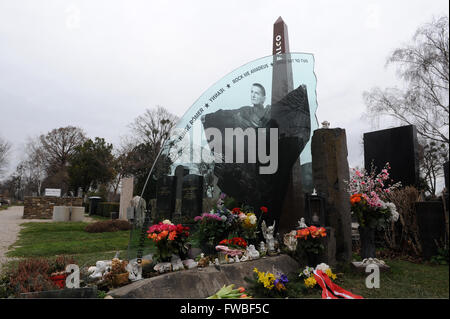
[128,53,318,260]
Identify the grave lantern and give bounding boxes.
[305,190,326,226]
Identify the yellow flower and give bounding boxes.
[325,268,337,280]
[304,276,317,288]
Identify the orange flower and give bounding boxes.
[168,231,177,241]
[318,227,327,237]
[238,287,245,293]
[309,226,320,238]
[296,228,310,239]
[350,194,362,205]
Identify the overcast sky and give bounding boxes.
[0,0,448,185]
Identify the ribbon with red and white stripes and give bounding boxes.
[312,270,363,299]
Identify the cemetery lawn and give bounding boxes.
[333,259,449,298]
[6,222,134,266]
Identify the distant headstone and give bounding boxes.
[311,128,352,263]
[415,201,446,260]
[175,165,190,200]
[364,125,420,187]
[181,174,204,219]
[155,176,177,220]
[119,177,134,220]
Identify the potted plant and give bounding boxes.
[295,226,327,266]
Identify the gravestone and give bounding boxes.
[119,177,134,220]
[415,201,446,260]
[155,176,177,220]
[363,125,420,187]
[181,174,204,219]
[311,128,352,263]
[174,165,189,216]
[175,165,190,199]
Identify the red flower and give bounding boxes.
[260,206,268,213]
[232,208,241,215]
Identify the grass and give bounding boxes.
[0,205,9,211]
[6,222,131,260]
[332,259,449,298]
[3,221,448,298]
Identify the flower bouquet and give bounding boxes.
[299,263,337,290]
[347,163,401,258]
[147,220,190,262]
[207,284,251,299]
[295,226,327,266]
[232,206,268,243]
[244,267,289,298]
[194,202,238,255]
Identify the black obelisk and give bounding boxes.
[271,17,305,236]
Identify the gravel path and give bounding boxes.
[0,206,95,272]
[0,206,52,271]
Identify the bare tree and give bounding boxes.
[129,106,179,158]
[364,16,449,145]
[39,126,87,169]
[36,126,86,195]
[0,135,11,177]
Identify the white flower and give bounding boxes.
[239,213,246,221]
[162,219,172,225]
[301,266,314,278]
[221,215,227,222]
[249,214,257,225]
[315,263,330,272]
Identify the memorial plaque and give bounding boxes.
[364,125,420,187]
[155,176,177,220]
[181,174,204,219]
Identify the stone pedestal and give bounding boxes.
[53,206,70,222]
[70,207,85,222]
[119,177,134,220]
[311,128,352,263]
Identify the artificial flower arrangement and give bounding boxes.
[347,162,401,230]
[244,267,289,298]
[295,225,327,265]
[147,219,190,262]
[299,263,337,289]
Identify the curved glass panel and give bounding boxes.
[127,53,318,260]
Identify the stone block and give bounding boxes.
[311,128,352,263]
[108,254,299,298]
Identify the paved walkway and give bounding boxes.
[0,206,95,272]
[0,206,52,271]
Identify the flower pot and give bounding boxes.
[359,226,376,259]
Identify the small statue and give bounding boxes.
[283,230,298,252]
[246,244,260,260]
[321,121,330,129]
[261,220,276,253]
[259,241,267,256]
[297,217,308,229]
[126,260,142,281]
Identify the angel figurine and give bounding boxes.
[261,220,276,253]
